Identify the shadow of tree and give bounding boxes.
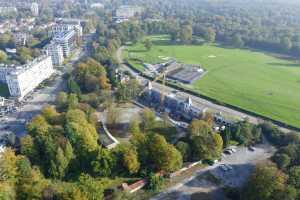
[267,62,300,67]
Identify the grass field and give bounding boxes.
[0,83,9,97]
[124,35,300,128]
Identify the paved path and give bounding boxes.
[116,47,295,134]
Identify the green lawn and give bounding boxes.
[0,83,9,97]
[124,35,300,128]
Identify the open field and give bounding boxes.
[123,35,300,128]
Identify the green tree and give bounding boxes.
[0,50,7,62]
[232,34,244,48]
[180,24,193,44]
[65,109,99,165]
[27,115,50,137]
[147,173,164,192]
[140,108,156,132]
[273,153,291,170]
[192,135,214,160]
[280,37,292,51]
[78,174,104,200]
[128,118,141,135]
[148,134,182,172]
[68,78,81,95]
[41,105,61,125]
[55,92,68,111]
[67,93,79,109]
[116,79,140,102]
[20,135,40,164]
[49,147,71,179]
[212,134,223,158]
[204,27,216,43]
[243,164,287,200]
[0,182,15,200]
[288,166,300,189]
[18,47,33,62]
[0,148,18,182]
[275,185,297,200]
[188,120,212,138]
[144,38,153,51]
[176,141,191,162]
[129,131,148,166]
[122,147,140,174]
[91,148,115,177]
[221,128,231,148]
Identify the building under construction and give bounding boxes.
[140,82,207,122]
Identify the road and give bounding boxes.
[0,48,84,137]
[151,143,275,200]
[116,47,294,134]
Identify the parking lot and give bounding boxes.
[211,143,274,188]
[0,70,65,136]
[152,142,275,200]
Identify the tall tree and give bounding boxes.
[243,164,287,200]
[144,38,153,51]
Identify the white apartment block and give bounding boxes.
[5,56,54,100]
[115,6,143,19]
[30,2,39,16]
[52,18,82,38]
[90,3,104,9]
[0,6,17,14]
[44,42,64,66]
[13,32,27,46]
[53,30,76,57]
[0,65,15,83]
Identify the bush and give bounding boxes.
[203,159,215,166]
[147,173,164,192]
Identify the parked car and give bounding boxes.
[220,164,228,172]
[226,147,237,153]
[226,164,233,170]
[248,146,255,151]
[224,150,233,155]
[219,164,233,172]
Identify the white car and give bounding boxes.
[226,164,233,170]
[230,148,237,153]
[220,164,228,171]
[220,164,233,172]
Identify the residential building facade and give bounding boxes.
[30,2,39,16]
[5,56,54,100]
[13,32,27,46]
[51,18,82,38]
[0,65,15,83]
[44,42,64,66]
[53,30,76,57]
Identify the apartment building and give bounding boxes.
[52,30,76,57]
[4,56,54,100]
[44,42,64,66]
[52,18,82,38]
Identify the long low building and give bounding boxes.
[0,55,54,100]
[141,82,207,121]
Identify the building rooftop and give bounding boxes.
[5,55,50,76]
[53,30,76,40]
